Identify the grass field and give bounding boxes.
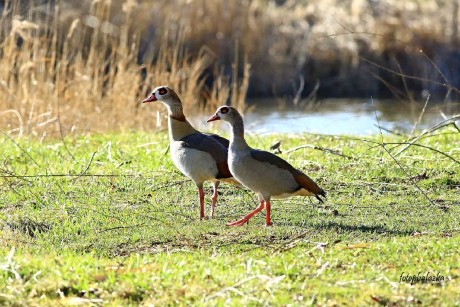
[2,0,460,305]
[1,128,459,305]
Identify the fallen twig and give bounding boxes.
[410,94,430,137]
[394,115,460,157]
[149,179,189,191]
[373,124,406,137]
[1,130,41,167]
[440,111,460,132]
[274,236,328,254]
[384,142,460,165]
[273,230,310,252]
[97,223,147,234]
[71,151,97,181]
[316,261,329,277]
[371,98,438,208]
[353,137,460,165]
[205,276,259,301]
[361,57,460,95]
[284,144,354,159]
[205,275,284,302]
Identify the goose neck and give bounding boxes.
[167,108,197,141]
[229,116,249,150]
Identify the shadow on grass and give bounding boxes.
[315,221,414,236]
[6,217,51,238]
[103,219,416,257]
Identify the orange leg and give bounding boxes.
[210,181,219,218]
[227,200,265,226]
[265,199,272,226]
[199,188,205,219]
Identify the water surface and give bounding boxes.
[193,99,460,135]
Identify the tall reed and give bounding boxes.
[1,0,459,138]
[0,0,248,137]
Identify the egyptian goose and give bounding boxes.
[142,86,234,219]
[207,106,326,226]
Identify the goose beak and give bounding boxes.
[142,93,157,103]
[207,114,220,122]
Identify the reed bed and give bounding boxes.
[0,0,459,136]
[0,0,248,137]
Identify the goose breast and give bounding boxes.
[170,141,219,185]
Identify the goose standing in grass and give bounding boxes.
[207,106,326,226]
[142,86,235,219]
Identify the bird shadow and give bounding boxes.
[275,219,414,237]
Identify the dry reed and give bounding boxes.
[0,0,249,137]
[1,0,459,137]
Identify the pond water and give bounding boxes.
[193,99,460,135]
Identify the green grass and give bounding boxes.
[0,130,459,305]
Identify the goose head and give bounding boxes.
[207,106,241,124]
[142,86,182,109]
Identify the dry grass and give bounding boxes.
[0,0,249,137]
[145,0,460,99]
[0,0,459,136]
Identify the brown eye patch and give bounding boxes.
[220,106,229,114]
[158,88,167,95]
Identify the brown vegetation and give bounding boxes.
[0,0,459,136]
[0,0,249,136]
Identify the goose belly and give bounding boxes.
[170,144,218,184]
[229,153,298,197]
[272,188,315,199]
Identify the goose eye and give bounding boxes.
[158,88,167,95]
[220,107,229,114]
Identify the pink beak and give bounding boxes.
[207,114,220,122]
[142,93,157,103]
